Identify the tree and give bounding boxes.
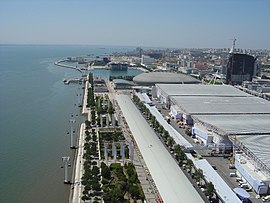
[101,163,111,179]
[92,166,99,176]
[151,116,156,125]
[173,144,181,154]
[195,169,204,185]
[129,184,140,200]
[145,108,150,118]
[205,182,215,199]
[81,195,89,202]
[159,125,165,134]
[91,110,96,125]
[92,181,101,191]
[186,159,194,173]
[167,136,175,148]
[148,112,152,120]
[163,130,170,141]
[154,121,160,130]
[179,150,186,162]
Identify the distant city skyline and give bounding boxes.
[0,0,270,49]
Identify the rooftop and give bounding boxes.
[171,95,270,115]
[112,79,134,86]
[194,159,242,203]
[133,72,201,85]
[194,114,270,135]
[116,94,204,203]
[236,135,270,171]
[156,84,250,97]
[146,103,193,149]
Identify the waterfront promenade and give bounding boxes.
[71,123,85,203]
[70,79,89,203]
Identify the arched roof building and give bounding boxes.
[133,72,201,86]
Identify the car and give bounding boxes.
[229,164,236,169]
[229,172,236,177]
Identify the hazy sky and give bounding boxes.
[0,0,269,49]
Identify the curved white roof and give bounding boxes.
[145,104,193,149]
[194,159,242,203]
[133,72,201,85]
[116,94,204,203]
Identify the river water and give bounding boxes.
[0,45,141,203]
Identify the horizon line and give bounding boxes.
[0,43,269,51]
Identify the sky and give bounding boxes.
[0,0,270,49]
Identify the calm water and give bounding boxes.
[0,45,141,203]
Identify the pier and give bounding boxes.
[54,60,84,75]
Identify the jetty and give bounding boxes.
[54,60,84,75]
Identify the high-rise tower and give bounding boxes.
[226,39,256,85]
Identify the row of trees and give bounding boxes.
[132,94,216,201]
[133,94,176,149]
[81,126,102,203]
[86,73,95,109]
[88,73,94,87]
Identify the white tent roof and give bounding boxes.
[147,104,193,149]
[116,94,204,203]
[193,159,242,203]
[136,92,193,149]
[136,92,152,104]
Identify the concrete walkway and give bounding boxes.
[71,123,85,203]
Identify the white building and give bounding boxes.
[153,84,270,194]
